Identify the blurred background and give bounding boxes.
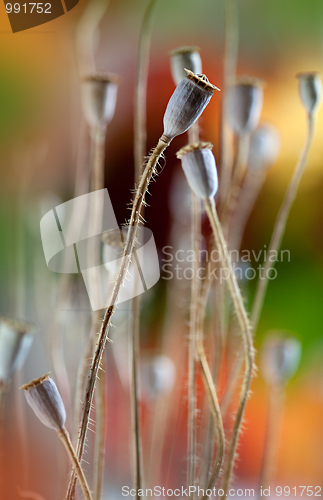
[1,0,323,498]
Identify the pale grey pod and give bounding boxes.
[0,317,34,383]
[261,334,302,385]
[141,355,176,400]
[163,70,218,141]
[226,77,264,136]
[21,374,66,431]
[81,73,120,128]
[177,142,218,200]
[248,123,281,171]
[296,72,322,116]
[169,46,202,85]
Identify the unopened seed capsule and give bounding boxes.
[226,76,264,136]
[81,73,120,128]
[169,46,202,86]
[177,142,218,200]
[163,70,219,141]
[296,72,322,116]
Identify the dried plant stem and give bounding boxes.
[134,0,160,179]
[57,427,93,500]
[66,136,170,500]
[219,0,239,207]
[203,198,254,498]
[258,384,285,497]
[76,0,111,76]
[187,192,199,495]
[93,360,107,500]
[228,169,266,251]
[129,293,143,499]
[222,115,316,419]
[90,126,107,500]
[251,114,315,328]
[130,1,159,493]
[0,382,8,498]
[187,124,200,496]
[197,340,225,500]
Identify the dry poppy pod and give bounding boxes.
[169,46,202,85]
[226,76,264,136]
[0,317,34,384]
[141,355,176,400]
[248,123,281,171]
[261,334,302,386]
[21,374,66,431]
[296,72,322,116]
[81,73,120,128]
[177,142,218,200]
[163,70,218,141]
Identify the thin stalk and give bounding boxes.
[228,169,266,251]
[76,0,112,76]
[89,125,107,500]
[219,0,239,207]
[134,0,160,180]
[187,192,199,495]
[129,293,143,499]
[258,384,285,497]
[187,124,200,496]
[66,135,170,500]
[130,1,159,494]
[222,114,316,418]
[251,113,315,329]
[0,382,8,499]
[57,427,93,500]
[203,198,254,499]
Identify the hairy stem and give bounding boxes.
[251,114,315,329]
[58,427,93,500]
[66,136,170,500]
[204,198,254,499]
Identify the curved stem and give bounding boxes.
[57,427,93,500]
[204,198,254,499]
[196,337,225,500]
[251,114,315,330]
[66,136,170,500]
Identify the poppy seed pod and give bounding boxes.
[0,317,34,384]
[169,46,202,86]
[226,76,264,136]
[261,335,302,386]
[163,70,218,141]
[141,355,176,400]
[81,73,120,128]
[177,142,218,200]
[21,374,66,431]
[296,72,322,116]
[248,123,281,171]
